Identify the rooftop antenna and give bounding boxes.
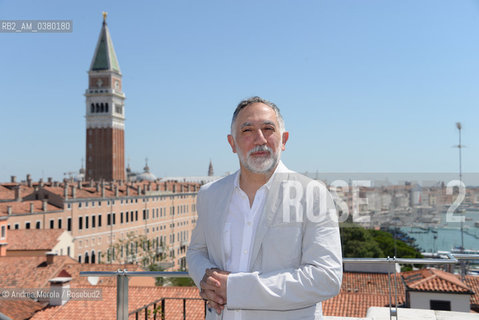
[455,122,464,253]
[455,122,467,279]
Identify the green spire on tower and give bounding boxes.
[90,12,121,73]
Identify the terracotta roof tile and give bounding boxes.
[402,268,473,293]
[31,286,203,320]
[0,200,62,216]
[38,181,199,200]
[323,293,391,318]
[0,185,14,200]
[322,272,405,318]
[0,184,36,198]
[0,256,77,288]
[463,275,479,308]
[0,299,47,320]
[42,186,102,199]
[7,229,65,251]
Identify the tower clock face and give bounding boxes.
[96,79,103,88]
[115,81,119,89]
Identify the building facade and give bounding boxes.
[0,177,199,270]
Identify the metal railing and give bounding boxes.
[80,271,197,320]
[130,297,206,320]
[80,254,479,320]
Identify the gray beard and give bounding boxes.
[239,145,281,174]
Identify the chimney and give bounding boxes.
[114,186,119,197]
[10,176,16,183]
[7,206,12,215]
[101,184,105,198]
[39,178,44,187]
[126,185,130,196]
[48,269,71,306]
[14,186,21,202]
[77,180,82,189]
[89,179,94,188]
[27,174,32,188]
[42,200,48,212]
[95,182,100,192]
[30,202,34,213]
[63,184,69,200]
[48,177,53,184]
[71,185,76,199]
[46,252,57,265]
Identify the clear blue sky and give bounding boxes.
[1,0,478,182]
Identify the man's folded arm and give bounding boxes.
[226,219,342,311]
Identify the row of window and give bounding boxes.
[7,214,195,233]
[78,250,100,264]
[69,195,196,210]
[77,233,191,265]
[90,102,109,114]
[8,218,72,231]
[78,207,181,230]
[169,230,190,244]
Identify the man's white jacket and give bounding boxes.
[186,165,342,319]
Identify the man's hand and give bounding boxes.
[199,268,230,314]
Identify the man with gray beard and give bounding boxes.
[186,96,342,320]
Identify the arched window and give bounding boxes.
[100,103,104,112]
[91,250,96,264]
[96,103,100,113]
[105,103,109,113]
[91,103,95,113]
[85,252,90,264]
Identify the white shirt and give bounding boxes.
[223,161,288,320]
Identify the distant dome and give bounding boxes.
[75,165,85,182]
[136,171,157,182]
[74,172,85,182]
[136,159,157,181]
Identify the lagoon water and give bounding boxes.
[401,211,479,253]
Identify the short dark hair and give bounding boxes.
[231,96,285,136]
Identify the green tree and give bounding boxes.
[102,232,167,267]
[370,229,422,258]
[103,232,196,287]
[340,224,422,260]
[340,225,384,258]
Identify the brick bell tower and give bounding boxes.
[85,12,125,181]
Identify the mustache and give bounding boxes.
[247,145,272,157]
